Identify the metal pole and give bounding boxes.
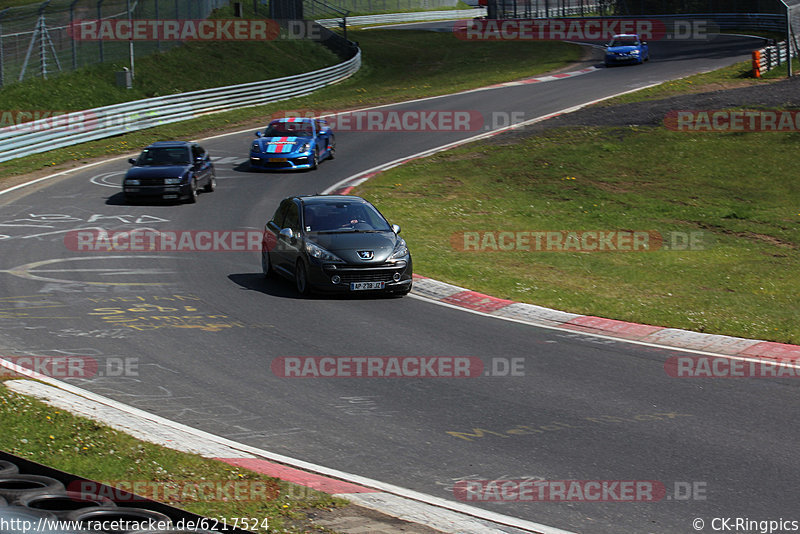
[39,1,50,79]
[0,8,8,88]
[70,0,79,70]
[127,0,133,79]
[97,0,104,63]
[787,5,793,77]
[778,1,793,78]
[154,0,160,51]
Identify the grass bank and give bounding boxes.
[353,124,800,344]
[602,56,798,107]
[0,379,347,533]
[0,30,581,182]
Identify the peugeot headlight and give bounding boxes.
[164,178,181,185]
[631,49,640,54]
[390,238,409,260]
[126,179,140,185]
[305,241,345,263]
[299,142,311,153]
[252,143,260,152]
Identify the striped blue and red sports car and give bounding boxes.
[249,117,335,171]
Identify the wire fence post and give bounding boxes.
[97,0,104,63]
[0,8,8,88]
[155,0,161,51]
[70,0,80,70]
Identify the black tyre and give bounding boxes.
[393,284,412,297]
[295,259,310,296]
[310,148,319,170]
[186,178,198,204]
[261,249,273,279]
[327,136,336,160]
[203,172,216,193]
[67,507,172,534]
[19,491,115,519]
[0,460,18,476]
[0,475,65,504]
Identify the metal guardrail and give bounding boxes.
[0,46,361,163]
[317,8,484,27]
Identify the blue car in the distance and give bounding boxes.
[604,34,649,66]
[249,117,335,171]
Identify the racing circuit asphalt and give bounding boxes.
[0,32,795,533]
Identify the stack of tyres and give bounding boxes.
[0,453,250,534]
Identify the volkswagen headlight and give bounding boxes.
[126,179,140,185]
[164,178,182,185]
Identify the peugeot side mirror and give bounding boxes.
[391,224,401,234]
[279,228,294,240]
[128,158,136,165]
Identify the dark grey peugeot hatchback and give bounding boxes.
[262,195,413,296]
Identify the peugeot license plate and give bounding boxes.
[269,158,288,162]
[350,281,385,291]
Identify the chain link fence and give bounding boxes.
[303,0,458,18]
[489,0,604,19]
[0,0,233,86]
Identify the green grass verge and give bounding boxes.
[602,52,797,107]
[0,30,581,182]
[352,125,800,344]
[599,59,762,106]
[0,39,340,111]
[0,379,347,533]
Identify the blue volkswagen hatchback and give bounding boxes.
[604,34,649,66]
[123,141,215,204]
[249,117,335,171]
